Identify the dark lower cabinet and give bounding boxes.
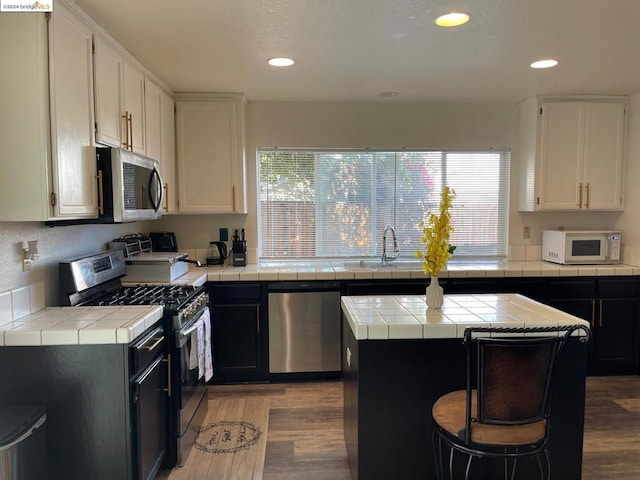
[209,283,268,383]
[593,281,639,374]
[546,277,639,375]
[132,355,168,480]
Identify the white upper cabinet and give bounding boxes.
[519,97,628,211]
[145,78,177,213]
[93,36,122,149]
[123,62,146,155]
[0,7,97,221]
[94,37,145,155]
[175,93,247,214]
[160,92,177,213]
[144,79,163,162]
[49,6,98,218]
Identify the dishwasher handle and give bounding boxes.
[267,281,340,292]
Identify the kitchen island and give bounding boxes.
[341,293,591,480]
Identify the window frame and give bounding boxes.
[258,147,511,261]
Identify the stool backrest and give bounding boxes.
[462,325,590,440]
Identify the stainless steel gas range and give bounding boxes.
[59,249,210,469]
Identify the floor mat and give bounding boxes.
[167,397,270,480]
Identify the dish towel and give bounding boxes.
[188,317,204,373]
[202,307,213,382]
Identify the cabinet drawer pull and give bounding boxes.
[128,112,133,151]
[96,169,104,215]
[586,183,590,209]
[141,335,164,352]
[578,182,583,208]
[164,182,169,211]
[591,299,595,328]
[121,111,129,149]
[163,354,171,397]
[599,299,603,327]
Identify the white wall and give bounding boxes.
[0,221,151,305]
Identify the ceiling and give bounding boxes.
[73,0,640,103]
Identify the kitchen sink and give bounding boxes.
[342,260,423,270]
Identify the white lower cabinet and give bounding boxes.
[519,96,627,212]
[0,7,97,221]
[175,93,247,214]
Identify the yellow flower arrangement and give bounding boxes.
[415,186,456,277]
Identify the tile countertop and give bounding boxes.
[341,293,591,341]
[0,305,163,347]
[159,260,638,285]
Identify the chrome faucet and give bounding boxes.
[381,226,400,266]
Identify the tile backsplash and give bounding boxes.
[0,281,46,325]
[508,244,542,261]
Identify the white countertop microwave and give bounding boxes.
[542,230,621,265]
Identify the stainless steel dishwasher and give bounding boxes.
[268,281,341,374]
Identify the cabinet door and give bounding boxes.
[132,354,168,480]
[593,298,638,373]
[583,102,625,210]
[93,36,122,148]
[176,96,247,213]
[144,78,162,162]
[212,303,267,383]
[48,7,98,218]
[123,61,145,155]
[160,92,177,213]
[0,14,50,221]
[537,102,584,210]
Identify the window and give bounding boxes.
[258,149,510,259]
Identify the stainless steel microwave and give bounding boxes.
[542,229,621,264]
[95,147,163,223]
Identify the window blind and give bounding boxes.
[259,149,510,259]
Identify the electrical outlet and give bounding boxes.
[220,228,228,242]
[523,226,531,240]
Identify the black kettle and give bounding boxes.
[206,241,227,265]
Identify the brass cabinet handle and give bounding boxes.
[141,335,164,352]
[163,182,169,211]
[96,169,104,214]
[232,184,236,212]
[128,112,133,151]
[578,182,583,208]
[591,299,595,328]
[599,299,603,327]
[163,354,171,397]
[586,183,590,209]
[121,111,129,149]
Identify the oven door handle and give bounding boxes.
[179,319,202,340]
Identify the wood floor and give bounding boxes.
[582,376,640,480]
[163,376,640,479]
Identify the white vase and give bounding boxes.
[426,275,444,309]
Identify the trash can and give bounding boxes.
[0,405,47,480]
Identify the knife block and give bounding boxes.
[232,240,247,266]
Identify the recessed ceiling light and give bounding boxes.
[378,91,400,98]
[530,59,559,69]
[267,57,295,67]
[435,12,470,27]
